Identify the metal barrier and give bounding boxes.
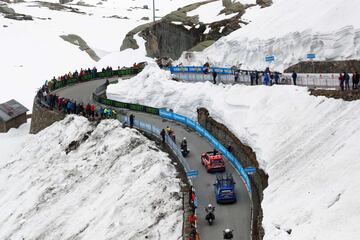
[121,115,192,173]
[170,66,347,88]
[159,109,252,195]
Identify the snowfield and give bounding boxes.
[178,0,360,71]
[0,116,182,240]
[0,0,204,109]
[108,64,360,239]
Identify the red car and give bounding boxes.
[201,151,225,172]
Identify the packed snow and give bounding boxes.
[187,1,238,24]
[108,64,360,239]
[178,0,360,71]
[0,116,182,239]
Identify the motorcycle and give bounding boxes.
[205,211,215,225]
[181,147,190,157]
[223,229,234,239]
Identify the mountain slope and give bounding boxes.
[108,64,360,240]
[178,0,360,71]
[0,116,182,240]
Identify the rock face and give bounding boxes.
[139,22,204,59]
[60,34,100,61]
[0,4,33,21]
[285,60,360,73]
[257,0,272,8]
[59,0,73,4]
[120,0,268,60]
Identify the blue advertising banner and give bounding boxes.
[307,53,316,59]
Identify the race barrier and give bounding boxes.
[158,109,252,194]
[93,84,160,115]
[121,115,192,174]
[169,66,234,75]
[49,67,142,91]
[169,65,348,88]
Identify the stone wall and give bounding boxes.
[197,107,268,240]
[0,121,5,132]
[30,99,66,134]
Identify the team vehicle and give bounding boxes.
[214,174,237,204]
[201,150,225,172]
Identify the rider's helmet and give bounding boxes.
[183,137,186,140]
[224,229,231,233]
[208,204,212,209]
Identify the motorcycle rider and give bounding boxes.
[181,137,189,156]
[205,204,215,223]
[181,137,188,150]
[223,229,234,239]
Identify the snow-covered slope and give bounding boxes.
[108,64,360,239]
[178,0,360,71]
[0,116,182,239]
[0,0,204,109]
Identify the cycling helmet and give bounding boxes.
[208,204,212,208]
[183,137,186,140]
[224,229,231,233]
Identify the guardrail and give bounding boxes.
[159,109,252,194]
[121,115,192,173]
[93,93,160,115]
[48,67,143,91]
[169,66,348,88]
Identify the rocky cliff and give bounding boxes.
[120,0,271,60]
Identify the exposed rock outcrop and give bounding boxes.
[285,60,360,73]
[0,4,33,20]
[120,0,262,60]
[60,34,100,61]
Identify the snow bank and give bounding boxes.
[108,65,360,239]
[178,0,360,71]
[0,115,182,239]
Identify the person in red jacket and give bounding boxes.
[85,103,91,117]
[188,213,197,225]
[91,104,95,117]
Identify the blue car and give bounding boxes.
[214,174,237,204]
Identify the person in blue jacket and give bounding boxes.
[263,67,270,85]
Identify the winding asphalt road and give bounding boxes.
[55,77,251,240]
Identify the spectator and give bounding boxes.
[234,71,239,83]
[129,114,135,128]
[212,71,217,84]
[292,71,297,85]
[353,71,360,89]
[339,73,344,91]
[255,70,259,85]
[188,213,197,225]
[274,72,280,84]
[263,68,270,86]
[344,71,350,90]
[160,129,166,143]
[91,104,95,117]
[250,72,255,85]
